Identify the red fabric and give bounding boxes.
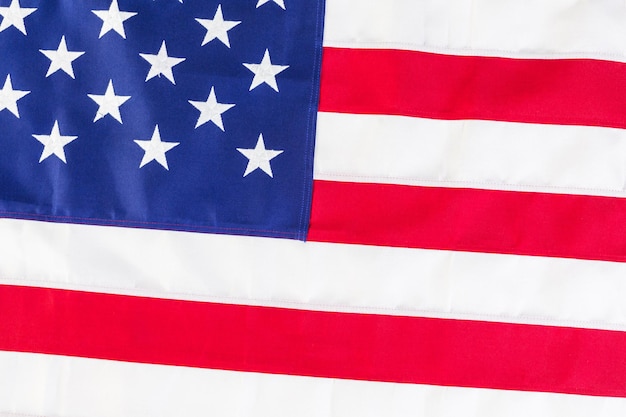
[309,180,626,262]
[1,284,624,397]
[319,47,626,128]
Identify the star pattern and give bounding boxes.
[0,0,36,35]
[0,74,30,118]
[0,0,321,239]
[256,0,286,10]
[139,41,186,84]
[92,0,137,39]
[2,5,301,175]
[39,36,85,79]
[0,3,303,176]
[237,134,283,177]
[32,120,78,163]
[88,80,131,123]
[243,49,289,92]
[189,87,235,131]
[134,125,180,170]
[196,4,241,48]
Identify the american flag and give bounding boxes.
[1,0,626,415]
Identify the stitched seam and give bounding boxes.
[1,276,624,332]
[0,211,298,238]
[323,40,626,62]
[314,172,626,196]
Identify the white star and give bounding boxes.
[243,49,289,92]
[195,4,240,48]
[189,87,235,131]
[87,80,131,124]
[39,36,85,79]
[256,0,285,10]
[92,0,137,39]
[0,74,29,118]
[0,0,36,35]
[134,125,179,170]
[237,134,283,178]
[32,120,78,163]
[139,41,186,84]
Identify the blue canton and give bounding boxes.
[0,0,325,240]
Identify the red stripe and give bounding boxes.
[308,180,626,263]
[1,284,625,397]
[319,47,626,129]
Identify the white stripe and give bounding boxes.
[314,112,626,197]
[2,218,626,331]
[1,351,625,417]
[324,0,626,62]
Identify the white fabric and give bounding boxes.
[1,351,625,417]
[324,0,626,62]
[2,218,626,331]
[315,112,626,197]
